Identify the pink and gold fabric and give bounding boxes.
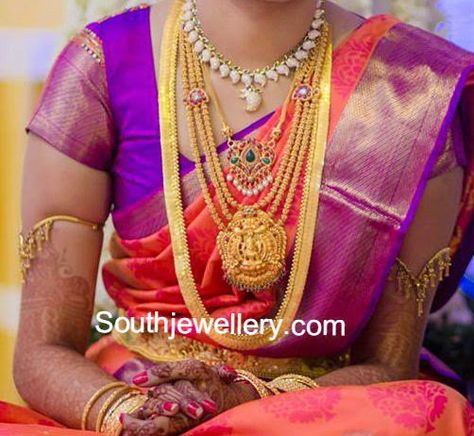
[2,4,474,436]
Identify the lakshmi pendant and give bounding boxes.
[216,208,287,291]
[226,138,275,197]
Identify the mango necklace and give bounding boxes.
[159,0,332,349]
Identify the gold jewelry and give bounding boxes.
[113,324,350,380]
[95,385,135,432]
[235,369,273,398]
[268,373,320,393]
[180,13,329,291]
[392,247,451,316]
[81,381,126,431]
[101,391,147,435]
[19,215,103,283]
[159,0,332,349]
[182,0,326,111]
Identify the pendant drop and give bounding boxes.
[240,86,262,112]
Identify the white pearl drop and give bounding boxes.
[308,30,321,40]
[184,21,195,32]
[201,49,212,62]
[312,19,324,29]
[233,179,239,187]
[295,50,308,61]
[182,11,193,21]
[314,9,324,19]
[241,74,252,87]
[303,40,316,51]
[276,64,290,76]
[286,57,299,68]
[227,174,233,182]
[253,189,259,196]
[219,64,230,78]
[254,73,267,86]
[262,179,269,187]
[210,57,220,70]
[194,40,204,53]
[266,70,279,81]
[230,70,241,84]
[188,30,199,43]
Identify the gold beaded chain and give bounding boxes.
[181,23,328,291]
[182,30,321,219]
[159,0,333,349]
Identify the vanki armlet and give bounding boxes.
[392,247,451,317]
[18,215,104,283]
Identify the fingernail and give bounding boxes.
[187,402,203,419]
[119,413,125,424]
[163,402,179,414]
[132,371,149,385]
[201,399,217,414]
[150,412,160,419]
[222,365,237,375]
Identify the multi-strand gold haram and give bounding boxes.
[180,24,327,291]
[159,0,333,350]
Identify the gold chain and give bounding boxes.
[159,0,333,349]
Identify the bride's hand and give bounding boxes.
[120,360,259,435]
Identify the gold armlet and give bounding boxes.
[267,374,320,393]
[81,381,126,430]
[19,215,103,282]
[100,391,147,435]
[392,247,451,317]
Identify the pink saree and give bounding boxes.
[2,5,474,436]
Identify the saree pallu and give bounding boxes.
[2,5,474,436]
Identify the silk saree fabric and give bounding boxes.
[2,4,474,436]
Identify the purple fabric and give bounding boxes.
[257,23,474,357]
[88,8,273,213]
[93,9,474,359]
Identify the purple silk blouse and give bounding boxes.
[27,6,464,240]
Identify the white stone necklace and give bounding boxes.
[181,0,325,112]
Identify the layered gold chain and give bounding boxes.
[159,0,333,349]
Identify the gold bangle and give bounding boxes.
[81,382,126,430]
[235,369,273,398]
[268,374,320,393]
[95,386,135,432]
[101,392,147,435]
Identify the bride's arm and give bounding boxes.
[315,166,464,386]
[13,135,117,429]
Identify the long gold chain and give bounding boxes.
[159,0,333,349]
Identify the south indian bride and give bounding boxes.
[1,0,474,434]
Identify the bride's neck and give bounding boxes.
[195,0,317,69]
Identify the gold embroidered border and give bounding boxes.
[74,28,104,64]
[112,328,350,380]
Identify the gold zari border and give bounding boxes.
[113,328,350,380]
[159,0,332,349]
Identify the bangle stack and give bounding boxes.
[235,370,320,398]
[81,381,147,435]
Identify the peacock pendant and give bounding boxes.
[226,138,275,197]
[216,208,287,291]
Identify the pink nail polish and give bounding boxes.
[119,413,125,424]
[187,402,203,418]
[163,402,178,414]
[201,399,217,413]
[222,365,237,375]
[132,371,149,385]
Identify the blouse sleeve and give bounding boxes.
[27,28,115,171]
[430,113,467,179]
